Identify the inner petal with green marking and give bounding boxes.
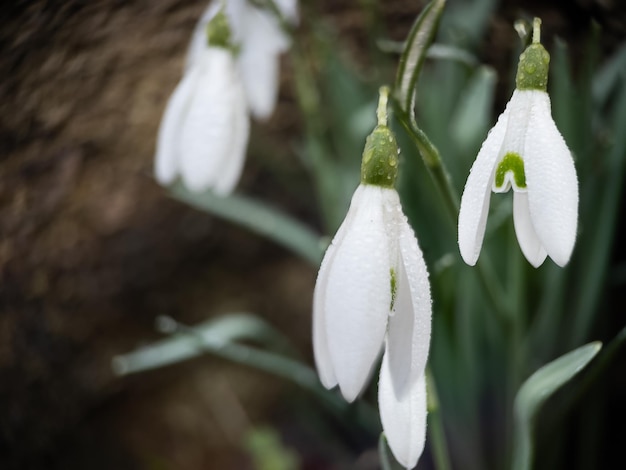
[390,268,397,311]
[493,152,527,192]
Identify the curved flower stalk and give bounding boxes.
[187,0,298,120]
[313,88,432,469]
[458,18,578,267]
[155,9,249,194]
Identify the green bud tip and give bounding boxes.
[515,17,550,92]
[360,87,399,188]
[206,5,233,49]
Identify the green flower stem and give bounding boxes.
[394,108,513,325]
[427,368,452,470]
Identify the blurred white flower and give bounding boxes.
[458,21,578,268]
[155,45,249,194]
[187,0,298,120]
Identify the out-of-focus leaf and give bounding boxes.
[112,314,380,432]
[592,43,626,106]
[450,65,496,153]
[571,83,626,347]
[377,39,478,67]
[244,427,300,470]
[169,182,324,266]
[511,342,602,470]
[394,0,446,115]
[112,313,295,375]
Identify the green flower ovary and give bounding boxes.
[515,43,550,91]
[494,152,526,190]
[206,9,233,49]
[360,125,399,188]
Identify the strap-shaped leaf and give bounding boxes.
[512,342,602,470]
[169,182,324,266]
[394,0,446,115]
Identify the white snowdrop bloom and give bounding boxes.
[458,20,578,268]
[187,0,298,120]
[155,11,249,195]
[313,89,432,468]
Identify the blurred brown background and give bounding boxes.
[1,1,624,469]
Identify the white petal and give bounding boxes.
[154,65,200,185]
[513,192,547,267]
[322,185,391,402]
[386,214,431,398]
[458,103,510,265]
[379,354,427,469]
[211,75,250,195]
[238,8,289,119]
[523,91,578,267]
[312,194,360,389]
[179,49,240,192]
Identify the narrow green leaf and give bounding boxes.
[378,433,394,470]
[512,342,602,470]
[592,43,626,107]
[169,182,324,266]
[112,313,294,374]
[394,0,447,114]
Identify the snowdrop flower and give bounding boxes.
[313,88,432,469]
[458,18,578,267]
[187,0,298,120]
[155,8,249,194]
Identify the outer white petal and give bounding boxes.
[523,91,578,267]
[513,192,547,267]
[312,190,360,389]
[211,73,250,195]
[154,65,200,185]
[238,8,289,119]
[458,104,510,265]
[386,211,431,398]
[323,185,391,402]
[179,49,239,192]
[379,355,427,470]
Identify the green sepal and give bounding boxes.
[516,43,550,91]
[360,125,399,188]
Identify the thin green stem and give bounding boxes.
[427,368,452,470]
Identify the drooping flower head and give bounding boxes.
[155,7,249,194]
[187,0,298,120]
[313,88,432,469]
[458,18,579,267]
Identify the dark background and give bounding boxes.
[0,1,624,469]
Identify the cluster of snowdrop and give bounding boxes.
[313,18,578,470]
[155,0,298,194]
[153,6,578,469]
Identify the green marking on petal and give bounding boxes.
[495,152,527,190]
[390,268,397,311]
